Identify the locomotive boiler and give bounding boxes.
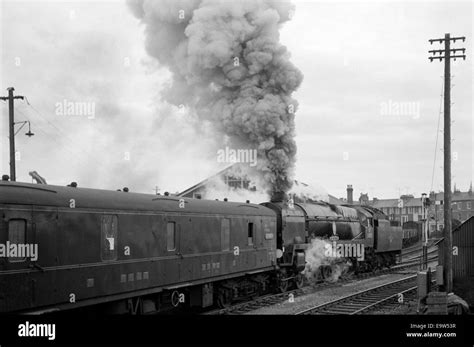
[262,200,403,284]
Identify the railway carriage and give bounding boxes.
[0,181,277,313]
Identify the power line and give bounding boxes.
[14,104,106,169]
[430,78,444,193]
[24,96,80,141]
[20,98,106,167]
[13,106,95,169]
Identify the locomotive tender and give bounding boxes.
[0,181,402,313]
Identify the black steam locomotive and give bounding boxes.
[0,181,402,313]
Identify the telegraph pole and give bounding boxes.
[428,34,466,293]
[0,87,24,181]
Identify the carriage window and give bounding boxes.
[101,215,118,261]
[221,219,230,251]
[167,222,176,251]
[8,219,26,262]
[248,222,254,246]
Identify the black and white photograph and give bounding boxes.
[0,0,473,345]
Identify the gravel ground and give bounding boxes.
[247,260,438,315]
[370,300,419,315]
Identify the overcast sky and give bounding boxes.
[1,0,472,200]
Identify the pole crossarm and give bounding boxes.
[429,36,466,44]
[429,48,466,54]
[0,96,24,101]
[429,55,467,62]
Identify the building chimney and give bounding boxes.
[347,185,353,204]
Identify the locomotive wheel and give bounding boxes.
[275,269,289,293]
[278,278,289,293]
[294,273,304,289]
[216,288,232,308]
[321,266,334,282]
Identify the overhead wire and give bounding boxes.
[430,78,444,193]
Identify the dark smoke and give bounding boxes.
[128,0,303,196]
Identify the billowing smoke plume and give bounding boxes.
[127,0,303,197]
[290,180,329,202]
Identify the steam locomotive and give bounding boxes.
[0,181,402,313]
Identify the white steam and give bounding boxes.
[303,238,351,284]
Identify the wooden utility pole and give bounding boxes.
[428,34,466,293]
[0,87,24,181]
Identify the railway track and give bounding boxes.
[204,253,438,315]
[295,273,436,315]
[202,288,306,315]
[398,250,437,267]
[401,242,438,258]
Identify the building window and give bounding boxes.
[248,222,254,246]
[167,222,176,251]
[402,215,408,223]
[8,219,27,262]
[468,202,472,210]
[221,219,230,251]
[101,215,118,261]
[402,208,407,214]
[457,203,462,210]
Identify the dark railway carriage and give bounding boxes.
[0,181,277,313]
[402,221,422,247]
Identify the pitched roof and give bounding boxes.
[328,195,344,205]
[405,198,423,207]
[178,163,339,203]
[371,199,399,208]
[178,165,233,197]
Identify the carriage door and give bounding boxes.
[163,219,180,285]
[1,207,35,311]
[2,207,34,270]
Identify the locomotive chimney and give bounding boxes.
[347,185,353,204]
[270,191,287,203]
